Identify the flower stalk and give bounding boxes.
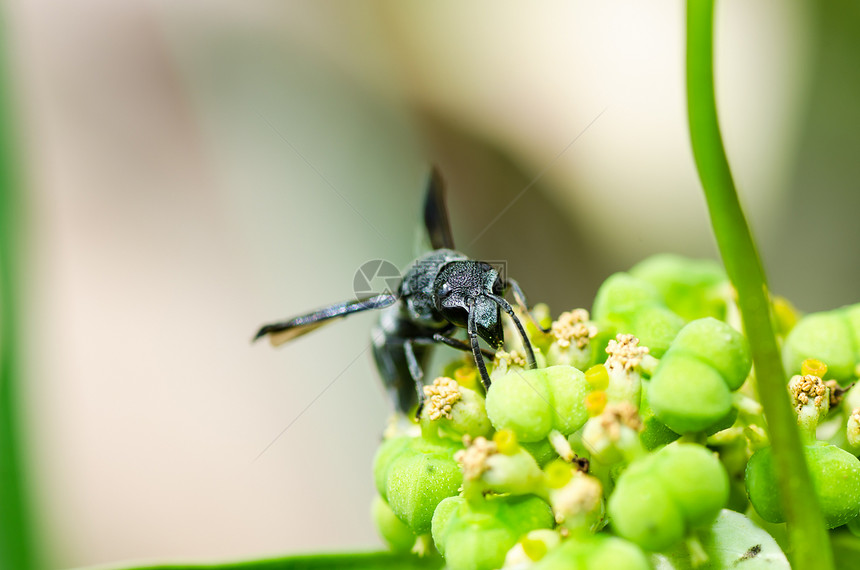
[685,0,832,567]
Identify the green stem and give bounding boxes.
[0,34,37,570]
[685,1,832,568]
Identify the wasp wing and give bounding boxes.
[254,293,397,347]
[423,166,456,250]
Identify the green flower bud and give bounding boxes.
[648,318,750,434]
[788,373,830,440]
[486,366,590,442]
[608,444,728,551]
[668,318,751,390]
[545,309,598,369]
[638,382,680,450]
[431,495,554,570]
[503,529,560,566]
[420,377,492,440]
[746,443,860,528]
[783,305,860,383]
[373,436,412,497]
[649,354,733,434]
[373,436,463,534]
[593,272,664,317]
[592,272,685,358]
[548,471,605,532]
[608,468,686,551]
[580,402,644,466]
[651,444,729,528]
[520,438,559,467]
[627,305,686,359]
[455,436,545,497]
[532,534,651,570]
[629,254,728,322]
[371,495,416,553]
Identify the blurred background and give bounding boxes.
[2,0,858,568]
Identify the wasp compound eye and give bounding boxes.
[492,275,505,296]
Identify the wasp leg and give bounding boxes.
[506,278,551,334]
[254,293,397,346]
[488,293,537,370]
[412,334,496,360]
[467,301,493,390]
[402,339,426,419]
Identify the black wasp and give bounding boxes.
[254,168,539,414]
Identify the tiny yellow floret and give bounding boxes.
[788,374,828,414]
[494,349,528,368]
[493,429,519,455]
[585,364,609,390]
[422,377,461,420]
[605,334,649,372]
[584,391,608,417]
[521,537,548,561]
[545,459,573,489]
[597,402,642,441]
[550,309,597,349]
[454,436,498,480]
[801,358,828,378]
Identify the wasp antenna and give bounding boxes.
[467,300,493,390]
[488,293,537,370]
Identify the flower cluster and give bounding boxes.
[371,254,860,569]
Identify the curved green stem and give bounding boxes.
[0,23,37,570]
[685,1,832,568]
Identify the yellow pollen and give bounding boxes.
[454,436,498,480]
[494,349,528,368]
[605,334,649,372]
[551,309,597,349]
[598,402,642,441]
[422,377,461,420]
[788,374,828,413]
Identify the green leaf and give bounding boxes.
[106,551,443,570]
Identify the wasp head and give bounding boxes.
[433,261,505,347]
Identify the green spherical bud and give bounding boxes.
[670,318,751,390]
[482,448,546,496]
[432,495,554,570]
[520,438,559,467]
[629,254,728,322]
[627,305,685,358]
[638,382,680,450]
[649,354,733,434]
[746,444,860,528]
[371,495,415,553]
[373,436,412,498]
[421,379,492,440]
[486,366,590,442]
[608,467,686,551]
[533,534,651,570]
[544,366,591,434]
[430,496,462,556]
[783,311,857,381]
[486,369,553,441]
[381,437,463,534]
[593,272,663,320]
[652,444,729,528]
[442,521,513,570]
